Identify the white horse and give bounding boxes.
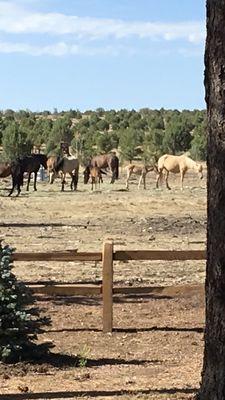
[49,156,79,191]
[125,164,157,190]
[156,154,203,190]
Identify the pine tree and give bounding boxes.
[0,242,51,363]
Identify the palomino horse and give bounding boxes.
[49,156,79,191]
[156,154,203,190]
[125,164,158,190]
[87,153,119,184]
[83,166,107,190]
[0,162,11,178]
[8,154,48,196]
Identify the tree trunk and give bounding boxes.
[198,1,225,399]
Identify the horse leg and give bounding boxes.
[70,173,73,190]
[61,174,65,191]
[110,166,115,184]
[156,173,160,188]
[138,174,142,190]
[180,170,185,190]
[34,172,37,191]
[8,185,14,197]
[16,183,21,197]
[74,172,78,191]
[8,175,16,196]
[26,173,31,191]
[156,167,163,189]
[126,171,131,190]
[143,174,146,190]
[72,175,77,191]
[71,171,78,191]
[165,171,171,190]
[91,177,94,191]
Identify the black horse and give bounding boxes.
[84,153,119,184]
[8,154,47,196]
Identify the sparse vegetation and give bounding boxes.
[0,108,207,162]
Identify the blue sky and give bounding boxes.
[0,0,206,112]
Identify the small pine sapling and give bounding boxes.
[0,242,52,363]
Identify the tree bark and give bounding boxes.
[198,1,225,399]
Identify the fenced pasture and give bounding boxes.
[13,243,206,333]
[0,169,206,399]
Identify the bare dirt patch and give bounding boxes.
[0,170,206,399]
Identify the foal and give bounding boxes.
[84,166,106,190]
[125,164,157,190]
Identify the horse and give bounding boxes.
[87,153,119,184]
[49,156,79,191]
[125,164,158,190]
[8,159,24,197]
[156,154,203,190]
[83,166,107,190]
[8,154,48,196]
[13,154,47,192]
[0,162,11,178]
[46,156,60,178]
[24,154,48,191]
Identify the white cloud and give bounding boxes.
[0,40,128,56]
[0,1,205,43]
[0,1,205,57]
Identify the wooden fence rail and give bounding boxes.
[12,242,206,333]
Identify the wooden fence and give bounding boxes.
[12,242,206,333]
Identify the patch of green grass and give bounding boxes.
[77,345,90,368]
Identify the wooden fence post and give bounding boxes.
[102,241,113,333]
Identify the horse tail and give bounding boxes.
[114,156,119,179]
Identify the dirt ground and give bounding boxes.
[0,168,206,400]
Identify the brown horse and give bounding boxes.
[49,156,79,191]
[86,153,119,184]
[0,162,11,178]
